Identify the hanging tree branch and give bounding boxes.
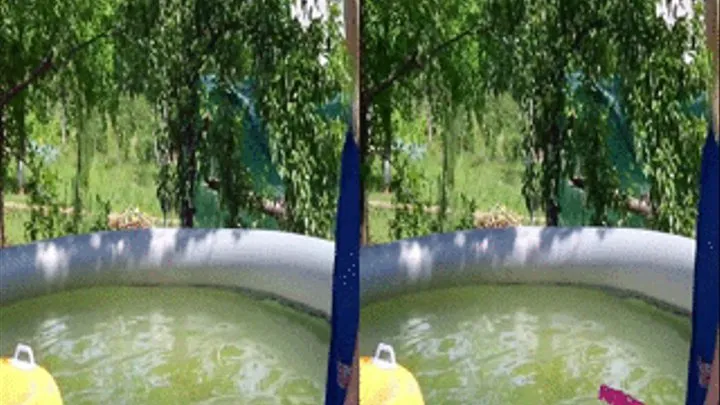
[363,23,485,106]
[0,24,122,108]
[568,176,653,217]
[363,12,605,108]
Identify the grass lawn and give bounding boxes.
[4,210,31,246]
[367,141,528,244]
[369,206,394,244]
[52,148,161,217]
[3,142,162,245]
[10,148,160,216]
[5,115,528,246]
[5,142,527,246]
[369,144,526,212]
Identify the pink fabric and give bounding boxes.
[598,384,645,405]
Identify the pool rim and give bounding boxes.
[1,227,696,317]
[360,227,695,316]
[0,229,336,318]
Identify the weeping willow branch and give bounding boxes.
[568,176,653,217]
[203,176,286,219]
[1,25,122,108]
[364,12,605,109]
[364,23,485,106]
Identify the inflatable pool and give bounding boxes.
[0,226,706,404]
[360,227,697,404]
[0,229,335,404]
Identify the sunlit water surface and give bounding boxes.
[360,284,690,405]
[0,286,328,404]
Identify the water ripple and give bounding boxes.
[0,286,327,404]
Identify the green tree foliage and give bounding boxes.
[115,0,348,235]
[251,5,349,238]
[610,1,711,234]
[485,0,711,233]
[362,0,487,239]
[362,0,484,171]
[1,0,120,245]
[115,0,244,227]
[199,82,261,229]
[3,0,349,245]
[363,0,712,237]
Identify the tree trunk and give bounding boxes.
[178,138,196,228]
[17,160,24,195]
[544,104,563,227]
[355,0,368,245]
[439,126,450,231]
[359,82,369,245]
[0,105,6,247]
[16,94,27,194]
[544,130,561,226]
[73,120,84,230]
[544,2,568,227]
[426,94,433,144]
[381,100,392,193]
[60,92,68,145]
[543,83,565,227]
[177,75,201,229]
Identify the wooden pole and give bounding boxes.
[703,2,718,404]
[342,1,361,404]
[345,0,359,136]
[708,0,718,137]
[344,0,368,246]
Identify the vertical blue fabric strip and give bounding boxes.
[324,126,361,405]
[685,128,720,405]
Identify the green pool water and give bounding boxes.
[360,284,691,405]
[0,286,329,404]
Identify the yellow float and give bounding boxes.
[359,343,424,405]
[0,344,63,405]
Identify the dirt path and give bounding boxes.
[4,198,530,228]
[367,200,527,223]
[3,201,178,226]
